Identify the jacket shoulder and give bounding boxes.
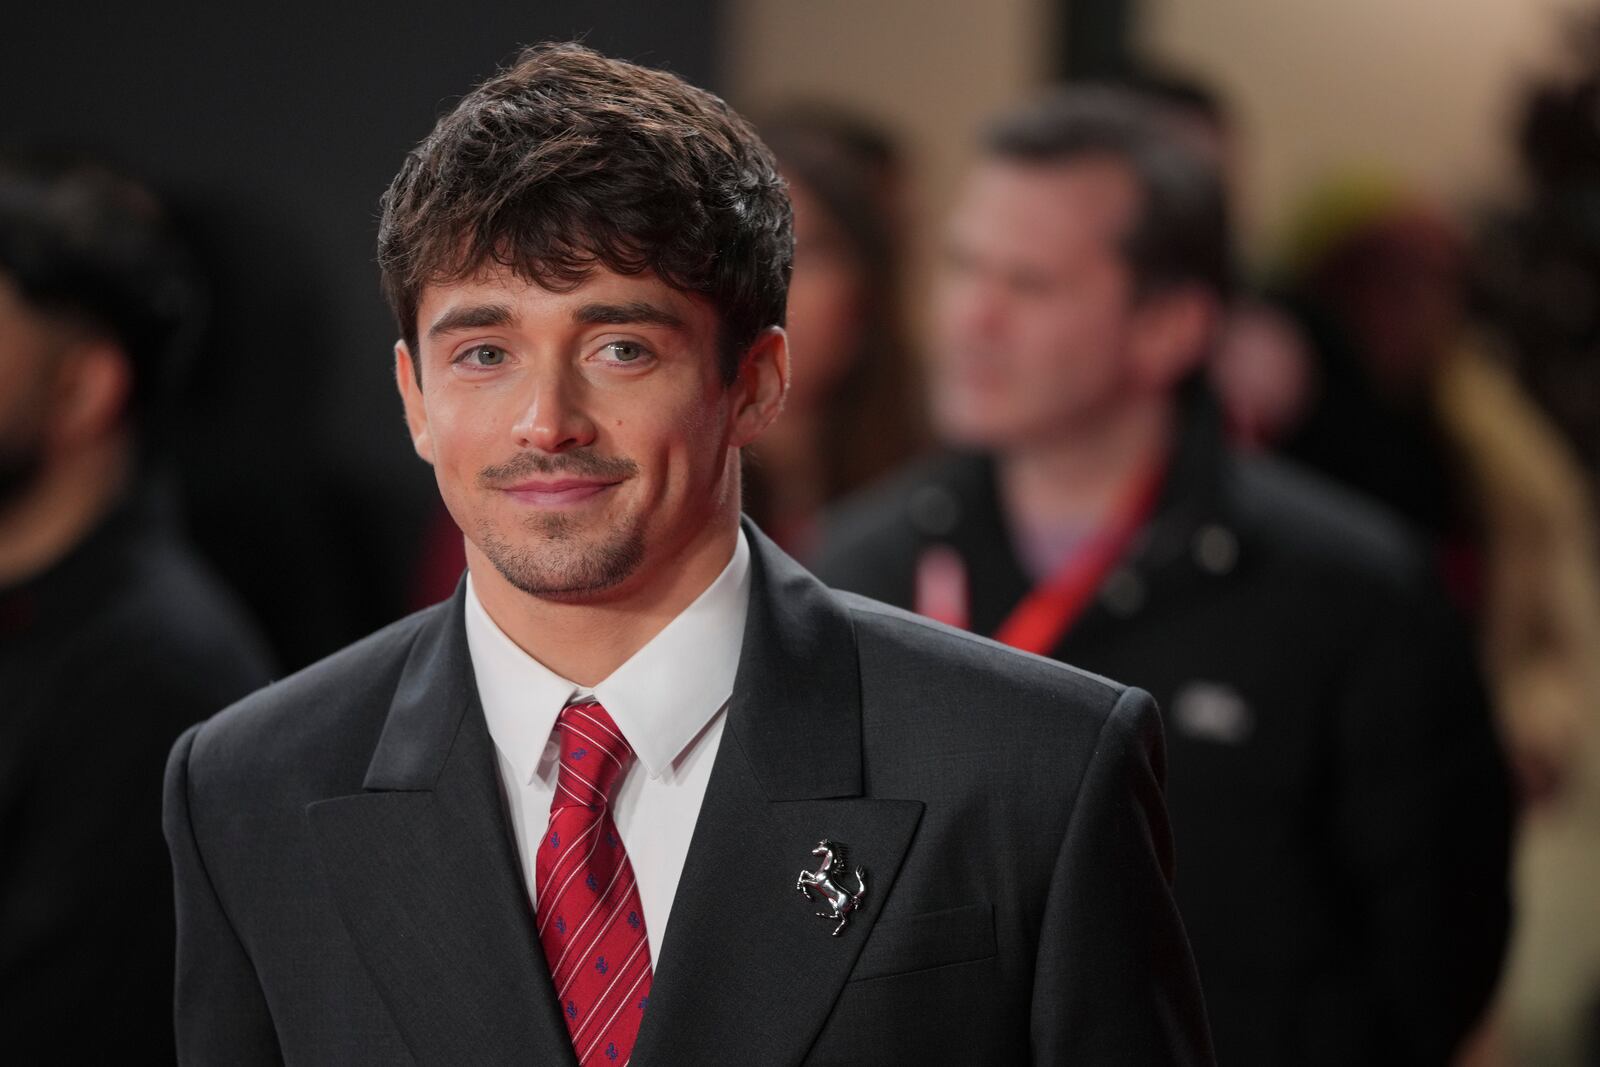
[1229,452,1432,590]
[838,590,1162,836]
[68,534,275,695]
[182,604,443,786]
[840,590,1132,729]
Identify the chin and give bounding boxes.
[477,514,648,601]
[933,405,1015,451]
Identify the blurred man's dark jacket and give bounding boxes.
[813,391,1512,1066]
[0,480,273,1060]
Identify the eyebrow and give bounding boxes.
[573,300,686,330]
[427,302,515,339]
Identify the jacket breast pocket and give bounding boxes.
[848,901,996,982]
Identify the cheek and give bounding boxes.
[617,382,731,488]
[426,390,507,480]
[1036,298,1125,381]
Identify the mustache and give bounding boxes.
[478,449,639,486]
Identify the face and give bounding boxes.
[0,277,59,511]
[783,174,865,410]
[398,263,784,603]
[1334,213,1464,391]
[932,158,1146,449]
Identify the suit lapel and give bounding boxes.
[306,587,577,1066]
[631,525,924,1065]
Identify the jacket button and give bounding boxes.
[1193,524,1238,575]
[1102,569,1146,617]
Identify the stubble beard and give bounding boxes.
[478,508,647,600]
[472,448,648,600]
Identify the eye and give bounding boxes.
[457,344,507,367]
[599,341,649,364]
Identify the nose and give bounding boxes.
[511,365,598,453]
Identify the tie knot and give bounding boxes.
[552,701,635,809]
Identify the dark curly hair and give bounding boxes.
[378,42,793,385]
[983,86,1235,304]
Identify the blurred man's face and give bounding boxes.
[398,264,766,602]
[0,277,56,511]
[933,157,1144,449]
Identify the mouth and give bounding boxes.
[500,477,623,508]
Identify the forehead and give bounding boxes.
[414,261,716,342]
[950,157,1140,264]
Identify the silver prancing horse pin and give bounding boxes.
[796,838,868,936]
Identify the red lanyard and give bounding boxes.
[913,543,970,629]
[991,457,1168,656]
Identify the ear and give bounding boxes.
[1128,286,1221,391]
[728,326,790,448]
[48,341,131,448]
[395,340,435,465]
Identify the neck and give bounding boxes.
[468,476,743,688]
[0,436,131,587]
[997,394,1174,533]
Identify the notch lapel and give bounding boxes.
[630,525,925,1065]
[306,587,577,1065]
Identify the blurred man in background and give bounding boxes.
[0,155,273,1059]
[814,88,1511,1066]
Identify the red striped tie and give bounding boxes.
[535,701,653,1065]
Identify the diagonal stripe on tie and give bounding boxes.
[534,701,654,1067]
[551,867,633,987]
[537,819,604,927]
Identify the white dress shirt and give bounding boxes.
[463,531,751,966]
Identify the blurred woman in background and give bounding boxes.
[744,107,927,558]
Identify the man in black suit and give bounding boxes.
[812,89,1511,1065]
[0,155,275,1059]
[163,45,1212,1065]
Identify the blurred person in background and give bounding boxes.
[1472,18,1600,1061]
[1125,69,1320,451]
[0,154,274,1058]
[814,88,1511,1066]
[741,107,925,557]
[1276,176,1600,813]
[1274,180,1475,575]
[1478,8,1600,508]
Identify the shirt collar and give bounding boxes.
[465,530,751,785]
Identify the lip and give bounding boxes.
[500,478,622,507]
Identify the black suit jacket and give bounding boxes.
[811,398,1511,1066]
[164,523,1212,1065]
[1,485,274,1063]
